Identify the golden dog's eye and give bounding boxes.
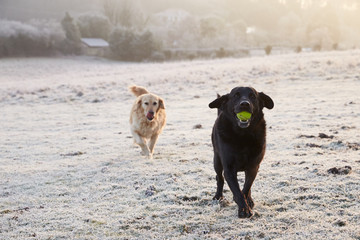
[153,102,157,106]
[144,102,149,105]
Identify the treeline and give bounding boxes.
[0,12,162,61]
[0,19,65,57]
[0,11,244,61]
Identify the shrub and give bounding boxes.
[109,27,136,61]
[109,28,159,61]
[265,45,272,55]
[200,16,224,38]
[313,44,321,51]
[77,13,112,40]
[216,47,227,58]
[333,43,338,50]
[150,51,165,62]
[0,19,65,57]
[163,50,172,60]
[133,31,156,61]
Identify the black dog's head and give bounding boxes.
[209,87,274,128]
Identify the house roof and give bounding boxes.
[81,38,109,47]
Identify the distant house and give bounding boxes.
[81,38,109,57]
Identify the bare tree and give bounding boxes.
[103,0,145,28]
[61,12,81,54]
[61,12,81,43]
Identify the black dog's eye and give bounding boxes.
[144,102,149,105]
[249,93,256,100]
[153,102,157,106]
[234,92,241,98]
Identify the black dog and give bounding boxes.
[209,87,274,218]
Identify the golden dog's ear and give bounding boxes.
[137,98,142,108]
[158,98,165,110]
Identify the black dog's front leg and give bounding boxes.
[243,167,259,209]
[223,169,252,218]
[213,154,224,200]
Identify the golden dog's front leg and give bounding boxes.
[148,134,159,158]
[131,130,151,158]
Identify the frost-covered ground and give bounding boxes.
[1,51,360,239]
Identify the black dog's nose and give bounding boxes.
[240,101,250,107]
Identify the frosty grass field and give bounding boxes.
[1,50,360,239]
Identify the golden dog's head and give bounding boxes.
[137,93,165,121]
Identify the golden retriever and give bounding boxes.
[129,85,166,158]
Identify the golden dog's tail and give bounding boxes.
[129,85,149,97]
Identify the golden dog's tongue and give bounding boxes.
[147,112,154,120]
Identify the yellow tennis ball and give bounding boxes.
[237,111,252,121]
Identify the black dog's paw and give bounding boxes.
[213,194,223,200]
[247,197,255,209]
[238,207,253,218]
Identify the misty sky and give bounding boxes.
[0,0,216,20]
[1,0,360,49]
[1,0,360,21]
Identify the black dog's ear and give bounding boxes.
[209,94,229,109]
[259,92,274,109]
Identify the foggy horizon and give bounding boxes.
[1,0,360,58]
